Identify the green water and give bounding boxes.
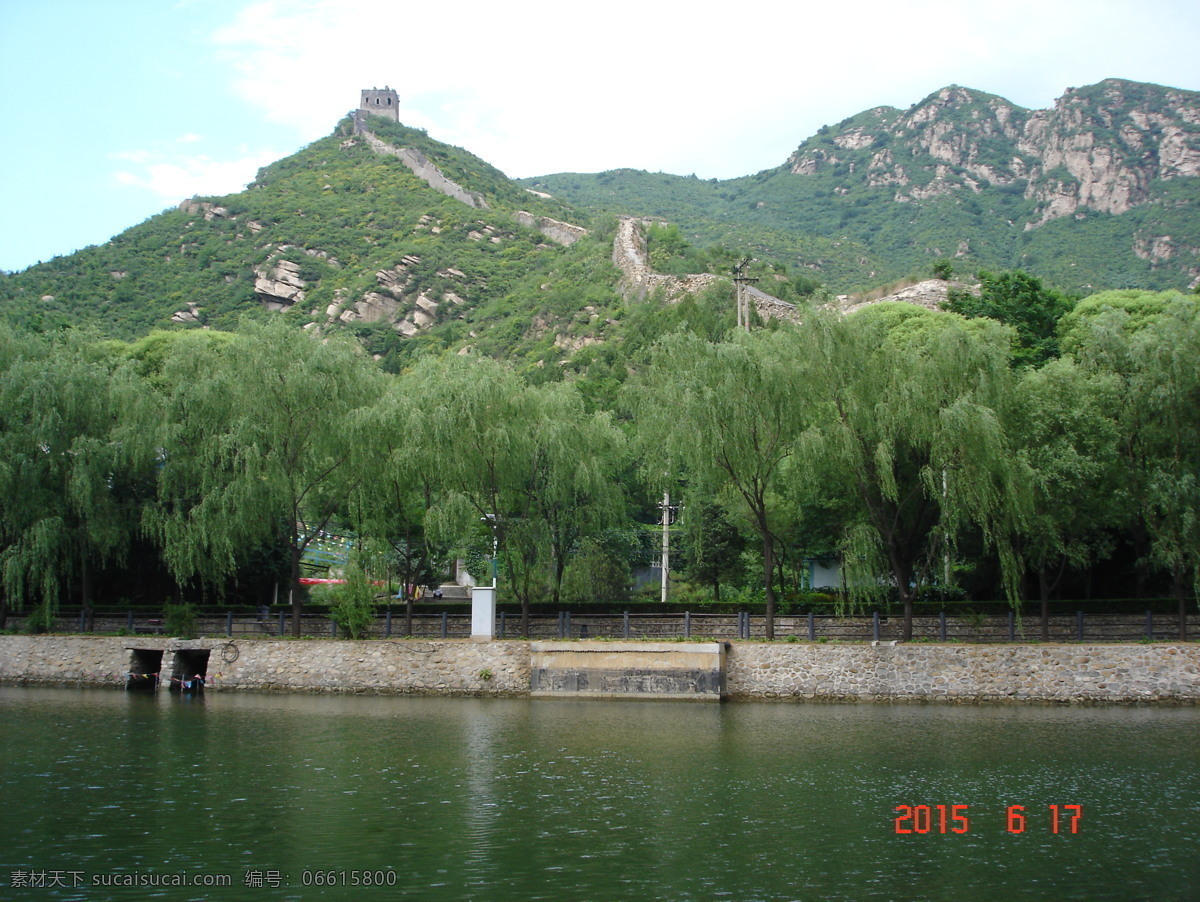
[1,687,1197,901]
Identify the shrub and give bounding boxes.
[164,602,198,639]
[23,602,55,634]
[329,565,379,639]
[561,539,631,606]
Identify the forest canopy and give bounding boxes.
[2,283,1198,639]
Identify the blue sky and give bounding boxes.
[2,0,1198,273]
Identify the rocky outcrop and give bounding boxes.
[1133,232,1200,275]
[1019,84,1200,227]
[178,199,233,220]
[323,253,472,337]
[171,302,203,324]
[789,80,1200,231]
[347,292,402,324]
[829,279,976,316]
[255,256,306,311]
[358,131,489,209]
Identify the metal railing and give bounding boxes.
[7,609,1196,643]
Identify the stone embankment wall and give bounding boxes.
[725,643,1200,703]
[1,636,1197,703]
[0,637,529,697]
[211,639,529,695]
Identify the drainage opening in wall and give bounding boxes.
[126,648,163,692]
[168,649,210,693]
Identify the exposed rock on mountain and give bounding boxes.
[255,255,307,311]
[788,80,1200,232]
[829,279,975,316]
[529,78,1200,293]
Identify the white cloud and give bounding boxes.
[111,149,155,165]
[111,147,281,202]
[204,0,1200,179]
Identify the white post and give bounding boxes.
[471,586,496,640]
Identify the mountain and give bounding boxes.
[523,79,1200,294]
[2,79,1195,361]
[0,115,631,369]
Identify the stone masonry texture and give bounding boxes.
[1,637,1197,703]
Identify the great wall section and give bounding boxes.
[611,217,801,324]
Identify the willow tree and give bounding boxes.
[352,376,449,636]
[401,355,626,634]
[146,320,385,636]
[801,304,1031,640]
[1065,293,1200,638]
[398,354,533,626]
[631,326,830,638]
[1010,358,1122,639]
[0,329,158,628]
[520,381,627,607]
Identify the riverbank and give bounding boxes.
[2,635,1197,703]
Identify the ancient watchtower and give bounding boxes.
[359,86,400,122]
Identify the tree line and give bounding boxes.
[2,280,1197,639]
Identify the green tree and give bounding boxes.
[677,500,747,604]
[631,327,827,638]
[520,382,627,606]
[801,305,1031,639]
[146,320,385,636]
[946,270,1074,367]
[1058,289,1185,345]
[400,354,536,631]
[0,328,158,627]
[328,561,381,640]
[1011,358,1123,638]
[352,378,444,636]
[403,355,627,632]
[561,537,631,606]
[1068,297,1200,637]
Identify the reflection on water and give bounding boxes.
[1,687,1198,901]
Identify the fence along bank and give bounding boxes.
[8,607,1196,643]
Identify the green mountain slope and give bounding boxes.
[2,79,1195,360]
[0,114,625,369]
[523,79,1200,294]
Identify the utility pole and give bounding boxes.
[661,492,671,604]
[732,257,759,332]
[658,492,678,604]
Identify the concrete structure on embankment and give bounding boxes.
[0,636,1197,704]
